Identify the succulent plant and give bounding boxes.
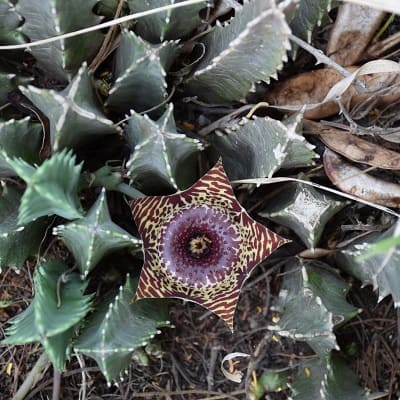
[3,260,94,370]
[260,181,347,249]
[53,188,141,277]
[184,0,291,103]
[0,185,48,269]
[127,0,207,43]
[125,104,203,192]
[20,63,117,151]
[0,0,372,398]
[290,0,333,43]
[105,30,179,114]
[4,148,84,224]
[270,259,358,356]
[0,0,26,45]
[211,115,317,180]
[337,219,400,306]
[16,0,103,81]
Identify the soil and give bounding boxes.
[1,259,399,399]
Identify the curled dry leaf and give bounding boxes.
[220,352,250,383]
[323,148,400,208]
[305,120,400,170]
[266,66,400,119]
[327,3,385,67]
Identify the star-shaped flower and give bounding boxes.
[131,161,288,330]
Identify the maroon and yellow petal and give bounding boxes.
[131,160,288,330]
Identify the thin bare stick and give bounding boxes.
[74,352,87,400]
[198,104,255,137]
[245,102,270,119]
[0,0,205,51]
[12,352,50,400]
[289,34,351,78]
[366,31,400,60]
[233,176,400,218]
[397,308,400,357]
[130,389,245,399]
[89,0,125,72]
[206,345,221,390]
[52,369,61,400]
[244,332,272,395]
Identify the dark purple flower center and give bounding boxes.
[161,206,240,286]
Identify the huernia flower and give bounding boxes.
[131,161,288,330]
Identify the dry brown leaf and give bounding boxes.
[327,3,385,67]
[304,120,400,169]
[266,66,400,119]
[267,68,342,119]
[321,132,400,170]
[323,148,400,207]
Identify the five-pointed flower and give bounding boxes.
[131,161,288,330]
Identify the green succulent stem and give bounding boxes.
[83,165,122,189]
[115,182,146,199]
[82,166,145,199]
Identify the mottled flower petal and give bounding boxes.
[131,160,288,330]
